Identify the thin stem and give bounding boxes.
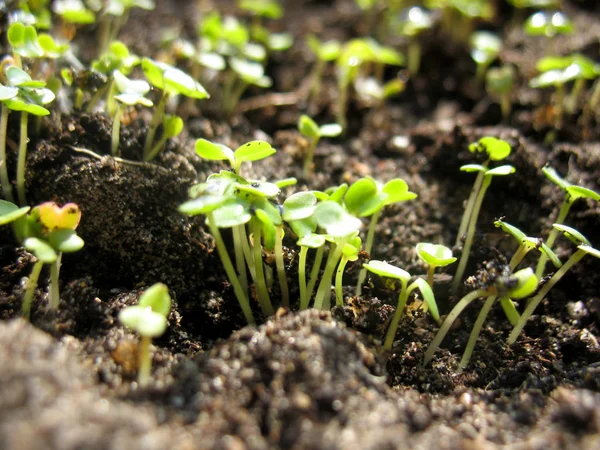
[274,226,289,307]
[509,244,528,270]
[308,59,325,105]
[145,135,169,162]
[16,112,28,206]
[298,246,309,310]
[407,41,422,75]
[314,242,344,310]
[451,175,492,295]
[0,105,14,202]
[336,78,349,131]
[508,249,585,345]
[86,83,109,113]
[500,296,520,326]
[252,220,274,316]
[423,288,491,366]
[239,224,257,284]
[111,103,123,156]
[144,91,168,159]
[535,199,572,279]
[306,245,325,305]
[232,225,248,295]
[459,294,497,370]
[383,279,409,351]
[49,253,62,309]
[455,168,486,248]
[334,255,350,307]
[21,260,44,320]
[206,213,254,325]
[137,335,152,388]
[302,137,319,179]
[356,208,382,296]
[500,93,511,120]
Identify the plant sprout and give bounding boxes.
[97,0,156,54]
[306,36,341,104]
[223,57,272,117]
[469,31,502,82]
[363,260,438,351]
[13,202,84,319]
[509,225,600,345]
[535,166,600,278]
[345,176,417,296]
[52,0,96,25]
[524,11,574,38]
[297,114,342,178]
[119,282,171,387]
[486,64,515,120]
[141,58,209,160]
[392,6,434,74]
[416,243,457,288]
[0,83,19,203]
[111,70,153,156]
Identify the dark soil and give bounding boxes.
[1,0,600,449]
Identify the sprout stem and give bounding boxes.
[535,199,571,279]
[356,208,382,296]
[206,213,255,325]
[16,112,28,206]
[383,279,409,351]
[111,103,123,156]
[232,225,248,294]
[508,249,586,345]
[308,59,325,105]
[138,335,152,388]
[274,226,289,307]
[302,137,320,179]
[298,246,309,310]
[306,245,325,306]
[314,243,344,310]
[423,288,491,366]
[335,255,350,307]
[252,220,274,316]
[144,91,169,160]
[459,294,497,370]
[49,253,62,309]
[22,260,44,320]
[407,41,422,75]
[455,165,487,248]
[0,105,14,203]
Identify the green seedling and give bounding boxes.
[112,70,153,156]
[425,0,495,43]
[1,66,54,206]
[194,138,276,175]
[52,0,96,25]
[524,11,573,38]
[306,36,341,104]
[118,282,170,387]
[297,114,342,178]
[13,201,84,319]
[535,166,599,278]
[509,225,600,344]
[353,75,406,107]
[507,0,559,7]
[424,266,537,368]
[141,58,209,160]
[392,6,434,74]
[13,0,52,30]
[469,31,502,83]
[416,243,457,288]
[452,137,513,294]
[223,57,272,117]
[486,64,515,120]
[364,260,438,351]
[0,84,20,203]
[345,176,417,296]
[97,0,156,54]
[238,0,283,20]
[0,200,30,225]
[199,11,250,57]
[334,233,361,307]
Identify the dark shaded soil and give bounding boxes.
[1,0,600,449]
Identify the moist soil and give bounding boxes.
[1,1,600,449]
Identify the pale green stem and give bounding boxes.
[86,83,109,113]
[145,135,169,162]
[509,244,529,270]
[49,253,62,309]
[144,91,169,159]
[500,296,520,326]
[232,225,248,295]
[306,245,325,306]
[459,294,498,370]
[508,249,585,345]
[356,208,382,296]
[302,137,320,179]
[111,103,123,156]
[206,213,254,325]
[335,255,350,307]
[252,220,274,316]
[555,84,565,128]
[0,105,14,202]
[274,226,289,307]
[336,77,349,131]
[309,59,325,105]
[383,279,409,351]
[566,78,585,114]
[239,224,257,284]
[16,112,28,206]
[500,93,511,120]
[407,41,422,75]
[451,175,492,295]
[314,243,344,310]
[137,335,152,388]
[423,288,491,366]
[21,260,44,320]
[535,199,572,279]
[298,246,309,310]
[455,165,487,248]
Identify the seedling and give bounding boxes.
[344,176,417,296]
[52,0,96,25]
[2,66,55,206]
[238,0,283,21]
[297,114,342,178]
[119,283,171,387]
[469,31,502,82]
[452,136,513,294]
[13,201,84,318]
[392,6,434,74]
[0,200,30,225]
[425,0,494,43]
[97,0,156,54]
[306,36,341,104]
[0,84,19,203]
[112,70,153,156]
[13,0,52,30]
[509,225,600,344]
[524,11,573,38]
[363,260,438,351]
[141,58,209,160]
[486,64,515,120]
[416,243,457,288]
[535,166,600,278]
[223,57,272,117]
[424,266,537,368]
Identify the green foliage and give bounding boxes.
[524,11,574,37]
[0,201,30,226]
[486,65,515,119]
[52,0,96,24]
[469,31,501,81]
[297,115,342,178]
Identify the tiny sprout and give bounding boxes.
[416,243,456,288]
[486,65,515,120]
[524,11,574,37]
[238,0,283,20]
[363,260,438,351]
[98,0,156,53]
[13,202,84,319]
[535,166,600,278]
[195,139,275,175]
[307,36,341,103]
[119,283,171,387]
[52,0,96,25]
[112,70,153,156]
[509,225,600,345]
[469,31,502,82]
[297,114,342,178]
[392,6,434,74]
[7,22,44,61]
[224,57,272,117]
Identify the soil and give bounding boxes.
[1,0,600,449]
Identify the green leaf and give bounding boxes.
[578,245,600,259]
[494,220,526,242]
[319,123,343,137]
[119,305,168,337]
[553,224,590,246]
[162,115,184,138]
[298,114,320,139]
[212,203,252,228]
[486,165,515,176]
[382,178,417,203]
[313,201,361,237]
[52,0,96,24]
[470,31,501,65]
[345,177,387,217]
[540,242,562,268]
[4,97,50,116]
[524,11,574,37]
[138,282,171,316]
[195,139,235,166]
[37,34,69,58]
[0,201,30,225]
[239,0,282,19]
[507,268,538,299]
[274,177,297,188]
[229,57,272,87]
[234,140,276,163]
[416,243,456,267]
[48,229,84,253]
[327,184,348,204]
[0,85,19,102]
[283,191,317,221]
[289,216,317,238]
[307,36,341,61]
[469,136,511,161]
[235,180,280,198]
[267,32,293,52]
[23,237,57,263]
[7,23,44,59]
[142,58,209,99]
[542,166,571,190]
[363,260,410,283]
[411,277,439,322]
[297,233,325,248]
[460,164,486,173]
[566,185,600,203]
[178,195,227,215]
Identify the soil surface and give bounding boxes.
[1,0,600,449]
